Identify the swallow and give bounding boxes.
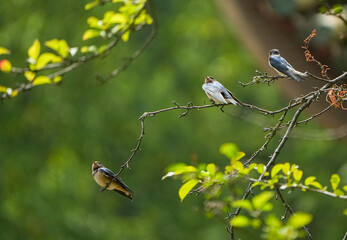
[92,161,133,200]
[268,49,308,82]
[202,76,241,105]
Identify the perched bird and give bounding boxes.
[268,49,308,82]
[202,76,241,105]
[92,161,133,200]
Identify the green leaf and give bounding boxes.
[33,76,52,86]
[45,39,70,58]
[53,76,63,83]
[0,47,10,55]
[0,59,12,73]
[162,163,197,180]
[256,164,265,174]
[335,189,344,196]
[230,215,250,228]
[330,174,340,191]
[304,176,316,186]
[287,212,312,229]
[36,53,62,70]
[85,0,99,10]
[28,39,41,61]
[82,29,101,40]
[24,71,36,81]
[309,181,323,189]
[251,218,262,229]
[87,16,102,29]
[178,179,199,202]
[219,143,245,161]
[122,30,130,42]
[206,163,216,176]
[343,185,347,192]
[252,191,274,210]
[271,164,282,178]
[293,169,303,182]
[343,209,347,216]
[0,85,8,92]
[232,199,253,211]
[332,4,343,14]
[282,162,290,176]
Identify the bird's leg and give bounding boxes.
[220,105,225,112]
[100,182,112,192]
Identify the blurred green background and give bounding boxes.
[0,0,346,239]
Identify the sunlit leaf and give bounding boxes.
[0,85,8,92]
[206,163,216,176]
[230,215,250,228]
[36,53,62,70]
[82,29,101,40]
[122,30,130,42]
[178,179,199,202]
[343,185,347,192]
[252,191,274,210]
[85,0,99,10]
[251,218,262,229]
[219,143,245,161]
[28,39,41,61]
[335,189,344,196]
[33,76,52,86]
[261,202,273,212]
[287,212,312,229]
[45,39,70,58]
[0,47,10,55]
[282,162,290,176]
[308,181,323,189]
[293,169,303,182]
[53,76,63,83]
[304,176,316,186]
[0,59,12,73]
[162,163,197,180]
[87,16,102,29]
[24,71,36,81]
[271,164,282,178]
[330,174,340,191]
[256,164,265,174]
[232,199,253,211]
[343,209,347,216]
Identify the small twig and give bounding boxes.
[275,187,313,239]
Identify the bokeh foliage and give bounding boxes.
[0,0,346,239]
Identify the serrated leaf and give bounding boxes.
[33,76,52,86]
[0,47,10,55]
[206,163,216,176]
[230,215,250,228]
[232,199,253,211]
[178,179,199,202]
[24,71,36,81]
[82,29,101,40]
[293,169,303,182]
[0,59,12,73]
[28,39,40,61]
[36,53,62,70]
[287,212,312,229]
[252,191,274,210]
[330,174,340,191]
[271,164,282,178]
